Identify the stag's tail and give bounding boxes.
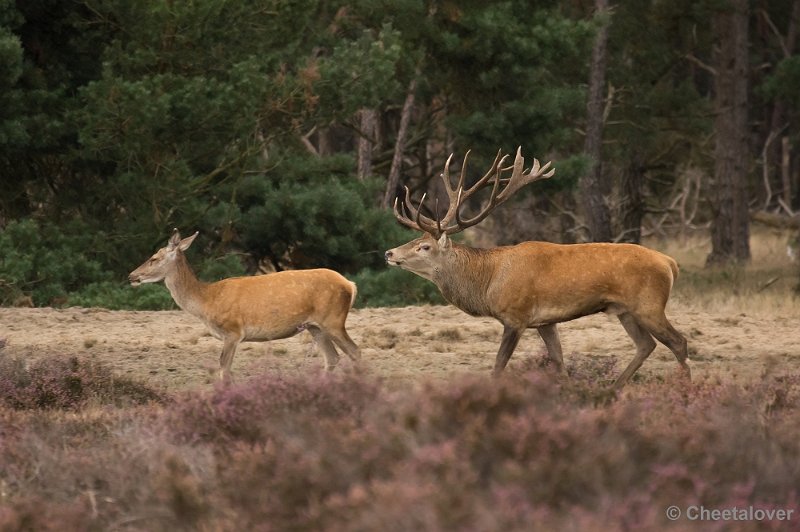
[667,257,680,289]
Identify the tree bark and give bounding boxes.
[384,77,417,208]
[579,0,613,242]
[357,108,377,180]
[618,152,644,244]
[706,0,750,266]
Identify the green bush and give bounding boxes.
[67,281,176,310]
[204,154,413,274]
[69,253,247,310]
[0,218,108,305]
[349,267,445,308]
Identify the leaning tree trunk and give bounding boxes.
[770,0,800,209]
[579,0,613,242]
[383,78,418,208]
[706,0,750,266]
[357,108,377,180]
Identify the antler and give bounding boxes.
[393,147,555,237]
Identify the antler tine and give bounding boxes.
[451,147,555,233]
[393,147,555,237]
[496,147,555,202]
[393,187,442,236]
[460,149,505,200]
[454,153,508,230]
[432,153,463,233]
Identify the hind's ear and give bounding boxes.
[167,229,182,249]
[178,231,199,251]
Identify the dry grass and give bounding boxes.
[646,227,800,317]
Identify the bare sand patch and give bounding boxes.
[1,300,797,391]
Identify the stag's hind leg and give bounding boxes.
[612,313,657,390]
[637,313,691,381]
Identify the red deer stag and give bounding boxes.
[129,230,360,382]
[385,148,689,390]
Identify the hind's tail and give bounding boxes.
[348,281,358,308]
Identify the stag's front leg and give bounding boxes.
[537,324,567,375]
[493,324,523,376]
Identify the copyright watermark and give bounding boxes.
[665,505,795,522]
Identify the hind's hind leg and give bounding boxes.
[307,325,341,371]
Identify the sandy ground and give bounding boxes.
[1,301,798,392]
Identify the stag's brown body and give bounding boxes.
[386,148,689,390]
[129,230,360,382]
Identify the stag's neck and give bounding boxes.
[432,244,496,317]
[164,252,208,317]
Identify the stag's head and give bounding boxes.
[385,232,453,281]
[384,147,554,278]
[129,229,198,286]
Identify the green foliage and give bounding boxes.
[205,153,412,273]
[67,282,176,311]
[315,23,408,119]
[762,55,800,108]
[428,1,592,152]
[0,219,108,305]
[349,268,445,308]
[2,0,797,306]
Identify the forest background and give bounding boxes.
[1,0,799,309]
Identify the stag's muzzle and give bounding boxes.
[384,249,400,266]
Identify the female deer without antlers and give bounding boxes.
[385,148,689,390]
[129,230,361,382]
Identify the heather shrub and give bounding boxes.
[0,496,94,532]
[168,372,382,445]
[1,367,799,530]
[0,355,168,410]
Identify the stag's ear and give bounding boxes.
[438,233,450,250]
[178,231,199,251]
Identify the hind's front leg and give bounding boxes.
[218,334,242,384]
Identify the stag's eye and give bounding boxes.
[419,244,431,252]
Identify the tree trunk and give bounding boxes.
[357,108,377,180]
[706,0,750,267]
[579,0,613,242]
[383,77,418,208]
[618,153,644,244]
